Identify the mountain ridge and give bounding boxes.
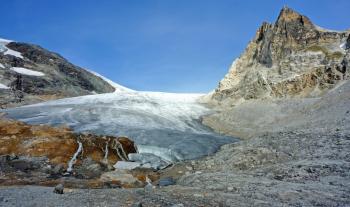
[0,38,131,108]
[210,7,350,105]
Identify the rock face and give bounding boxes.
[0,39,115,108]
[211,7,350,104]
[0,119,142,187]
[0,119,137,170]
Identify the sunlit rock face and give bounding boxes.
[3,91,237,162]
[0,119,163,188]
[211,7,350,105]
[0,119,137,168]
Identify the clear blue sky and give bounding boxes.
[1,0,349,92]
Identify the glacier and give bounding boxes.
[3,90,237,163]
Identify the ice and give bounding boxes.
[340,42,347,50]
[128,153,170,170]
[3,91,237,163]
[0,83,9,89]
[0,63,4,68]
[10,67,45,77]
[66,140,83,172]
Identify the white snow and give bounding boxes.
[4,49,23,58]
[10,67,45,76]
[86,69,133,92]
[0,38,23,59]
[66,141,83,172]
[103,142,109,162]
[0,83,9,89]
[0,63,4,69]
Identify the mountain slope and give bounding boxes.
[0,38,128,108]
[210,7,350,105]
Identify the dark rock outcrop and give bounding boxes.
[0,41,115,108]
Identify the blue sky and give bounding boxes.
[1,0,349,92]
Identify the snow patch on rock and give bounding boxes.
[340,42,347,50]
[0,83,9,89]
[0,38,23,59]
[86,69,133,92]
[10,67,45,77]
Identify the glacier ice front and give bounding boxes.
[3,91,237,162]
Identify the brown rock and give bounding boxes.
[0,119,137,172]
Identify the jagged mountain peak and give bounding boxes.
[211,7,350,103]
[275,6,313,27]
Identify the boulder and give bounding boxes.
[53,184,64,194]
[100,170,144,188]
[113,161,142,170]
[158,177,175,186]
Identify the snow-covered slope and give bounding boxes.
[87,70,133,92]
[0,83,9,89]
[3,90,236,162]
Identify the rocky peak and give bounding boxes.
[275,6,314,28]
[211,7,350,104]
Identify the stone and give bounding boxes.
[100,170,144,188]
[144,183,153,192]
[131,202,143,207]
[158,177,175,186]
[171,204,184,207]
[53,184,64,194]
[185,166,193,171]
[113,161,142,170]
[52,164,64,174]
